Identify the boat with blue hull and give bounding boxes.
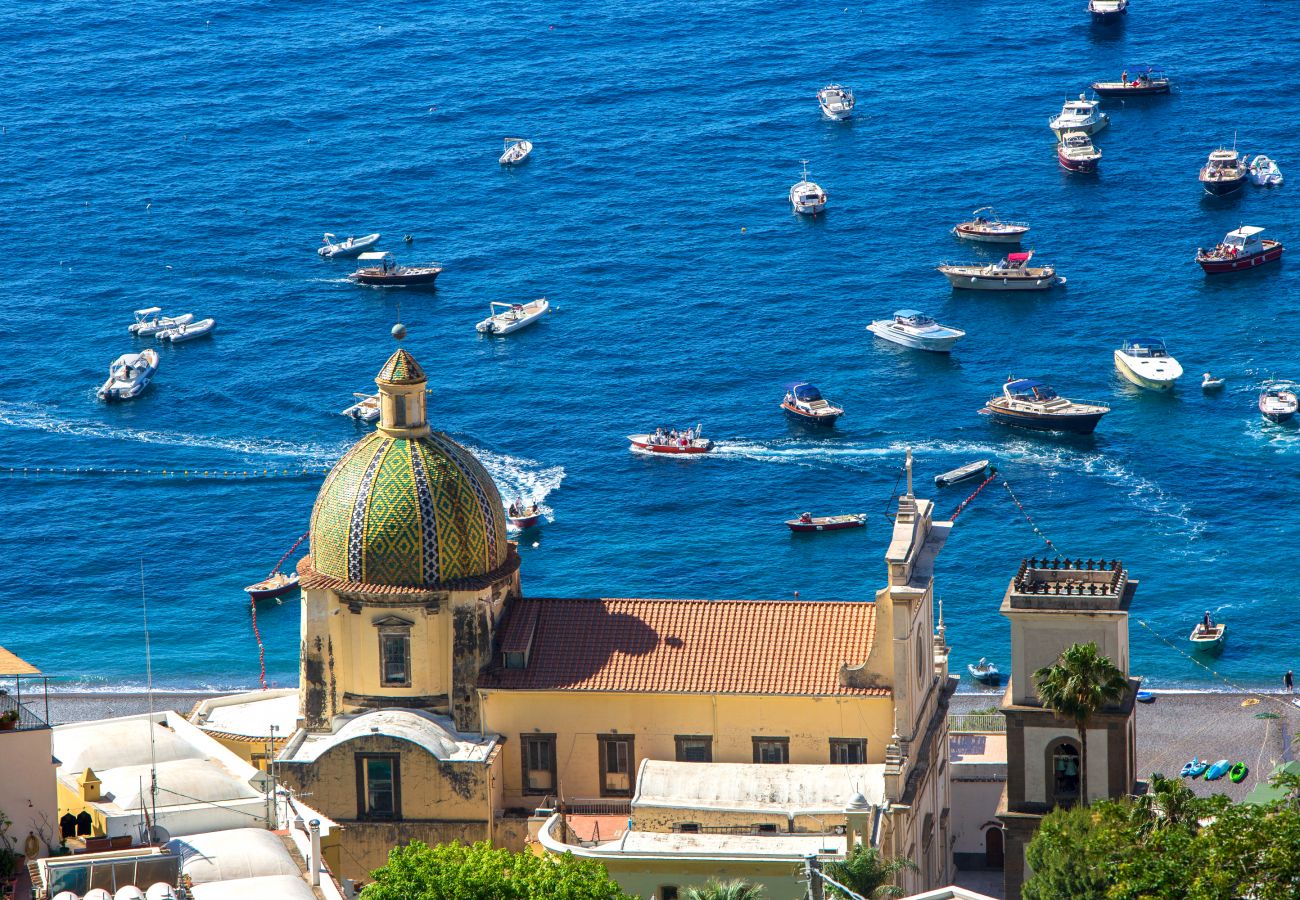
[781,383,843,427]
[981,378,1110,435]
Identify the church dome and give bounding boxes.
[308,349,508,589]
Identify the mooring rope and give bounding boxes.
[1001,479,1066,555]
[270,533,309,576]
[949,470,999,521]
[249,595,267,691]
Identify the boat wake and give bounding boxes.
[467,444,565,519]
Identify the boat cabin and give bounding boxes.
[1223,226,1266,254]
[893,309,936,328]
[1206,149,1241,170]
[1061,132,1094,151]
[355,251,396,272]
[1003,378,1058,403]
[790,383,825,404]
[1120,339,1169,358]
[1002,251,1032,270]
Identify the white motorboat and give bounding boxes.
[476,297,550,335]
[817,84,855,120]
[1259,382,1298,423]
[129,307,194,337]
[499,137,533,166]
[867,309,966,353]
[789,161,827,215]
[967,658,1001,685]
[935,459,990,488]
[159,317,216,343]
[317,232,381,259]
[97,349,159,401]
[1249,155,1284,187]
[1057,131,1102,173]
[1114,339,1183,392]
[342,392,381,423]
[937,251,1061,290]
[951,208,1030,244]
[1048,94,1109,138]
[1088,0,1128,19]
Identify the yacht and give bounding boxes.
[97,349,159,401]
[1259,383,1298,423]
[938,251,1060,290]
[817,84,855,120]
[499,138,533,166]
[1058,131,1102,173]
[789,162,827,215]
[781,383,843,427]
[981,378,1110,434]
[1249,155,1283,186]
[951,208,1029,244]
[867,310,965,353]
[1114,339,1183,391]
[1090,66,1170,96]
[1196,226,1284,274]
[1048,95,1109,138]
[1088,0,1128,20]
[1199,147,1248,196]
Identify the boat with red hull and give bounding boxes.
[245,571,300,601]
[1196,226,1284,274]
[628,426,713,455]
[1057,131,1101,173]
[786,512,867,533]
[507,502,543,529]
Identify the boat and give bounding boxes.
[499,137,533,166]
[1196,226,1284,273]
[1090,66,1171,97]
[1180,758,1208,778]
[935,459,990,488]
[628,426,713,455]
[981,378,1110,435]
[1204,759,1231,781]
[476,298,550,335]
[1135,690,1155,703]
[129,307,193,337]
[341,392,381,423]
[506,501,542,529]
[317,232,380,259]
[1088,0,1128,20]
[781,382,843,427]
[789,161,827,215]
[1229,762,1249,783]
[1201,373,1225,391]
[97,349,159,401]
[1048,94,1109,138]
[817,84,855,120]
[951,208,1030,244]
[785,512,867,533]
[867,310,966,353]
[349,252,443,287]
[159,317,216,343]
[1189,619,1227,654]
[244,571,300,601]
[1113,339,1183,392]
[967,658,1000,685]
[1199,147,1248,196]
[1259,383,1298,423]
[937,251,1061,291]
[1248,155,1284,186]
[1057,131,1102,173]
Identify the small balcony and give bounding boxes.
[0,644,50,734]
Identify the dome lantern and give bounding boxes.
[375,349,430,439]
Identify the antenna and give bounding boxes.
[141,560,159,840]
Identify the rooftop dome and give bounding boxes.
[308,348,508,589]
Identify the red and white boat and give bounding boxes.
[244,571,300,601]
[786,512,867,533]
[507,501,543,529]
[1057,131,1101,173]
[628,426,714,455]
[1196,226,1284,274]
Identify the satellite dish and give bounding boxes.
[147,824,171,845]
[250,771,275,792]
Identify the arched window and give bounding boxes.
[60,813,77,839]
[76,811,93,835]
[1049,740,1081,804]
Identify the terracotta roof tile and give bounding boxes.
[479,597,885,697]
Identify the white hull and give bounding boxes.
[792,201,825,215]
[819,102,853,120]
[952,229,1025,244]
[98,349,158,401]
[318,233,380,258]
[1049,117,1108,139]
[160,318,216,342]
[130,313,193,336]
[939,269,1058,290]
[1114,350,1182,391]
[500,139,533,166]
[477,298,549,335]
[867,321,963,352]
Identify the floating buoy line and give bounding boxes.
[0,465,329,480]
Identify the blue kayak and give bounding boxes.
[1136,690,1155,703]
[1204,759,1231,781]
[1180,758,1208,778]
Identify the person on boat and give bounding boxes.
[799,512,813,523]
[1202,610,1212,631]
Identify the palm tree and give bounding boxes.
[824,844,917,899]
[1135,773,1199,830]
[683,880,764,900]
[1033,641,1129,804]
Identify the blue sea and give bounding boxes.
[3,1,1297,694]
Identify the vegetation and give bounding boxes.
[824,844,917,899]
[683,880,765,900]
[359,841,632,900]
[1033,642,1129,802]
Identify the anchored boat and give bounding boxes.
[1048,95,1109,138]
[981,378,1110,434]
[1114,339,1183,391]
[129,307,193,337]
[349,252,443,287]
[1088,0,1128,21]
[967,658,1000,685]
[318,232,380,259]
[935,459,990,488]
[785,512,867,533]
[1196,226,1284,273]
[1189,618,1227,655]
[1199,147,1248,196]
[951,208,1029,244]
[500,137,533,166]
[1058,131,1102,173]
[938,251,1061,291]
[817,84,855,120]
[159,317,216,343]
[245,571,300,601]
[1091,66,1170,97]
[867,310,965,353]
[342,392,381,423]
[789,161,827,215]
[781,383,843,427]
[98,349,159,401]
[476,298,550,335]
[1249,155,1283,186]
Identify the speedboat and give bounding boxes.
[1199,147,1248,196]
[935,459,990,488]
[951,208,1029,244]
[1048,95,1109,138]
[967,658,1000,685]
[1201,372,1225,391]
[159,317,216,343]
[1196,226,1284,273]
[1088,0,1128,20]
[981,378,1110,434]
[628,426,713,455]
[789,161,827,215]
[500,137,533,166]
[1090,66,1170,96]
[938,251,1061,290]
[318,232,380,259]
[341,392,381,423]
[349,252,442,287]
[506,501,543,529]
[1114,339,1183,391]
[817,84,855,120]
[476,298,550,335]
[1259,383,1298,423]
[1189,619,1226,655]
[97,349,159,401]
[781,382,843,426]
[1249,155,1284,186]
[129,307,193,337]
[245,571,299,601]
[867,310,965,353]
[1057,131,1102,173]
[786,512,866,533]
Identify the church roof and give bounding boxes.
[479,597,886,697]
[375,348,426,385]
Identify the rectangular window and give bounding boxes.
[504,651,527,670]
[752,737,789,764]
[355,754,401,820]
[392,398,407,426]
[521,734,556,795]
[380,632,411,686]
[598,734,635,797]
[830,738,866,765]
[674,735,713,763]
[756,823,779,834]
[675,823,700,834]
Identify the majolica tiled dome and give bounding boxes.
[308,350,508,589]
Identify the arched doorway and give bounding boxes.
[984,826,1004,869]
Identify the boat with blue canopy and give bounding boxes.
[981,378,1109,434]
[867,309,966,353]
[781,383,843,426]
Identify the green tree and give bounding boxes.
[683,880,764,900]
[1033,642,1129,803]
[824,844,917,899]
[359,840,633,900]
